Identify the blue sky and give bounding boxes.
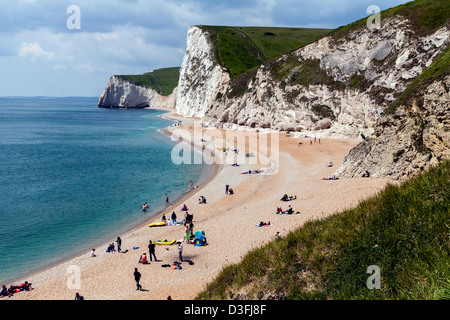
[0,0,410,97]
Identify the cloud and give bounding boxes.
[1,0,412,96]
[19,42,55,60]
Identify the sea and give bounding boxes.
[0,97,211,284]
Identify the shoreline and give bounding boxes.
[9,110,394,300]
[2,108,221,288]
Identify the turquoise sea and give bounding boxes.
[0,97,210,284]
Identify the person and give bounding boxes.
[90,249,96,258]
[228,188,234,195]
[171,211,177,225]
[189,221,194,237]
[177,241,183,262]
[225,184,229,194]
[181,204,188,211]
[273,232,283,241]
[148,240,157,261]
[161,214,166,222]
[166,194,169,204]
[106,243,114,253]
[287,205,294,214]
[75,292,84,300]
[1,285,8,297]
[139,253,149,264]
[134,268,142,291]
[116,237,122,253]
[184,212,193,224]
[362,170,370,178]
[328,162,333,167]
[189,180,193,189]
[142,202,149,212]
[184,225,190,242]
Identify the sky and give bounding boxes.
[0,0,411,97]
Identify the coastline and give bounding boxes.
[1,108,220,288]
[9,111,394,300]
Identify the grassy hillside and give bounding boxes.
[331,0,450,40]
[117,67,180,96]
[197,160,450,300]
[200,26,331,78]
[116,26,330,92]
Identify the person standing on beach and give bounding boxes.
[226,184,229,194]
[177,241,183,262]
[116,237,122,253]
[184,224,190,242]
[134,268,142,291]
[189,180,193,189]
[148,240,157,261]
[189,221,194,237]
[171,211,177,225]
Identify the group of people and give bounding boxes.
[225,184,234,195]
[280,194,296,201]
[257,221,271,227]
[198,195,207,204]
[1,282,32,298]
[275,205,299,215]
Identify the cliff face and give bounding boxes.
[190,18,448,138]
[98,75,177,109]
[336,72,449,180]
[175,26,230,117]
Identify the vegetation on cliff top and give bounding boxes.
[115,26,330,93]
[117,67,180,96]
[200,25,331,78]
[330,0,450,40]
[196,160,450,300]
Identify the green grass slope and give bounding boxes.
[196,160,450,300]
[200,26,331,78]
[117,67,180,96]
[331,0,450,40]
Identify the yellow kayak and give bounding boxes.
[152,239,176,245]
[148,221,166,227]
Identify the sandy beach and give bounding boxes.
[9,112,393,300]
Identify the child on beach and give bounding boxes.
[139,253,149,264]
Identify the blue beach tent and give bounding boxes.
[193,230,207,246]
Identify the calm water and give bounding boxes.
[0,97,209,284]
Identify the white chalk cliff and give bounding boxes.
[175,26,230,117]
[98,12,449,180]
[98,75,177,109]
[181,19,448,139]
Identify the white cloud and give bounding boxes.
[19,42,55,60]
[53,64,67,70]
